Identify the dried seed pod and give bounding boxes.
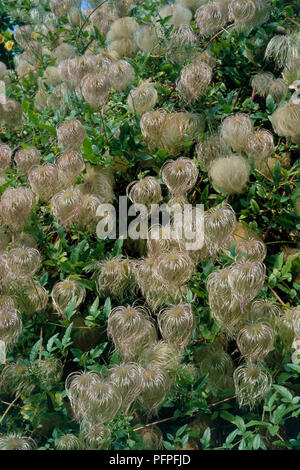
[78,193,102,229]
[29,164,61,201]
[59,55,97,88]
[0,144,12,173]
[221,113,253,153]
[50,187,83,228]
[139,364,172,413]
[108,60,135,91]
[177,61,212,102]
[209,155,250,194]
[236,238,267,262]
[107,304,157,360]
[154,251,194,287]
[56,150,84,186]
[57,120,86,151]
[15,147,41,175]
[234,361,272,408]
[109,362,143,409]
[158,303,195,348]
[251,72,274,97]
[0,433,37,451]
[51,278,86,316]
[161,157,198,195]
[204,203,237,255]
[65,370,100,409]
[127,84,158,115]
[229,261,266,305]
[0,187,35,232]
[107,16,139,42]
[195,2,227,37]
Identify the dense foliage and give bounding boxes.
[0,0,299,451]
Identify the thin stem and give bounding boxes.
[0,395,20,425]
[283,11,300,28]
[267,284,286,306]
[202,24,234,51]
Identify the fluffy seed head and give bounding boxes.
[138,425,163,450]
[15,147,40,174]
[109,362,143,409]
[56,150,84,187]
[196,134,230,170]
[59,55,98,88]
[12,280,48,317]
[139,364,172,413]
[0,187,35,232]
[237,321,274,360]
[229,261,266,305]
[97,257,134,298]
[204,203,237,256]
[146,224,183,257]
[53,43,77,63]
[107,304,157,360]
[268,78,288,103]
[177,61,212,102]
[161,157,199,195]
[79,166,115,203]
[154,251,194,287]
[248,300,281,326]
[51,278,86,316]
[221,113,253,153]
[127,176,162,211]
[81,73,111,109]
[50,187,83,228]
[0,144,11,173]
[282,58,300,85]
[245,129,274,165]
[158,303,195,348]
[195,2,227,37]
[13,25,32,48]
[159,4,193,26]
[140,109,167,151]
[271,102,300,142]
[0,433,37,451]
[56,434,81,450]
[140,341,182,376]
[0,301,22,344]
[108,60,135,91]
[134,25,164,54]
[5,247,41,279]
[160,112,205,155]
[57,120,86,151]
[236,238,267,262]
[167,25,197,64]
[89,3,118,36]
[83,377,122,425]
[234,361,272,408]
[78,193,102,229]
[251,72,275,97]
[127,84,158,115]
[107,17,139,42]
[197,347,234,392]
[278,307,300,347]
[0,99,23,126]
[29,163,61,201]
[264,34,300,69]
[209,155,250,194]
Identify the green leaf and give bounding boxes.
[30,339,42,361]
[62,322,73,348]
